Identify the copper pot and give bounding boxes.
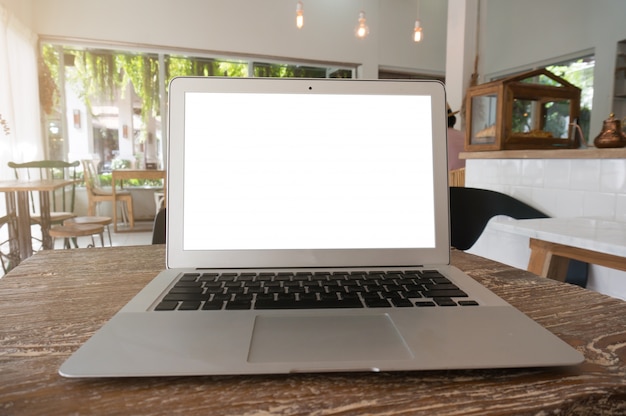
[593,113,626,148]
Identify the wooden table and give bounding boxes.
[111,169,166,232]
[0,179,76,267]
[2,246,626,415]
[492,217,626,281]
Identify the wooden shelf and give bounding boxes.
[460,147,626,160]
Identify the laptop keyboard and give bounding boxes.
[154,270,479,311]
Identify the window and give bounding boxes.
[494,55,595,142]
[545,57,595,141]
[39,42,355,170]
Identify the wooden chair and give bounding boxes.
[82,159,134,230]
[448,167,465,187]
[49,222,105,249]
[9,160,114,251]
[8,160,81,227]
[63,216,113,247]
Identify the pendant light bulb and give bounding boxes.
[413,20,423,42]
[296,1,304,29]
[355,11,369,39]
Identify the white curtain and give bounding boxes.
[0,4,43,181]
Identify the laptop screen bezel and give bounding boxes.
[166,77,450,269]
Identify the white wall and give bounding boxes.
[0,0,32,27]
[379,0,447,75]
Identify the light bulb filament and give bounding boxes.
[296,1,304,29]
[355,11,369,39]
[413,20,423,42]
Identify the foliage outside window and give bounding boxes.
[513,57,594,142]
[39,42,354,173]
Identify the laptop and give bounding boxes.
[59,77,583,377]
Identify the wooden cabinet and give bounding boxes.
[465,69,581,151]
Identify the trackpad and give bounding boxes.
[248,314,413,363]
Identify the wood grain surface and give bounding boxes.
[1,246,625,416]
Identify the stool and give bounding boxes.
[64,216,113,247]
[49,223,105,249]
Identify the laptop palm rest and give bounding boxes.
[247,314,413,365]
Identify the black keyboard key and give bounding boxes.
[391,298,414,307]
[212,293,231,302]
[420,270,445,278]
[415,301,436,307]
[179,273,200,281]
[423,289,468,298]
[255,298,363,309]
[424,283,459,291]
[217,274,237,281]
[179,301,202,310]
[299,293,317,302]
[364,298,392,308]
[363,290,382,298]
[225,286,245,295]
[320,292,340,301]
[226,300,252,310]
[434,297,457,307]
[458,300,479,306]
[155,301,178,311]
[293,275,311,281]
[256,293,274,302]
[204,282,223,290]
[163,293,210,302]
[277,293,297,301]
[404,290,422,298]
[169,287,204,294]
[234,293,254,302]
[202,301,224,310]
[237,274,256,281]
[174,281,203,288]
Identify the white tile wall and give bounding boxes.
[465,157,626,300]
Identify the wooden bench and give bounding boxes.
[492,217,626,281]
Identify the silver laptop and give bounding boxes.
[59,77,583,377]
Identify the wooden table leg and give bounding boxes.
[528,238,570,282]
[4,192,21,268]
[528,237,626,282]
[15,191,33,260]
[38,190,54,250]
[112,177,118,232]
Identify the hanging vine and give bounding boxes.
[69,49,124,114]
[120,54,160,122]
[42,46,248,128]
[38,45,60,115]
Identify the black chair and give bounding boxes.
[449,187,587,287]
[152,208,166,244]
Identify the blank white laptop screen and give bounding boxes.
[182,92,435,251]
